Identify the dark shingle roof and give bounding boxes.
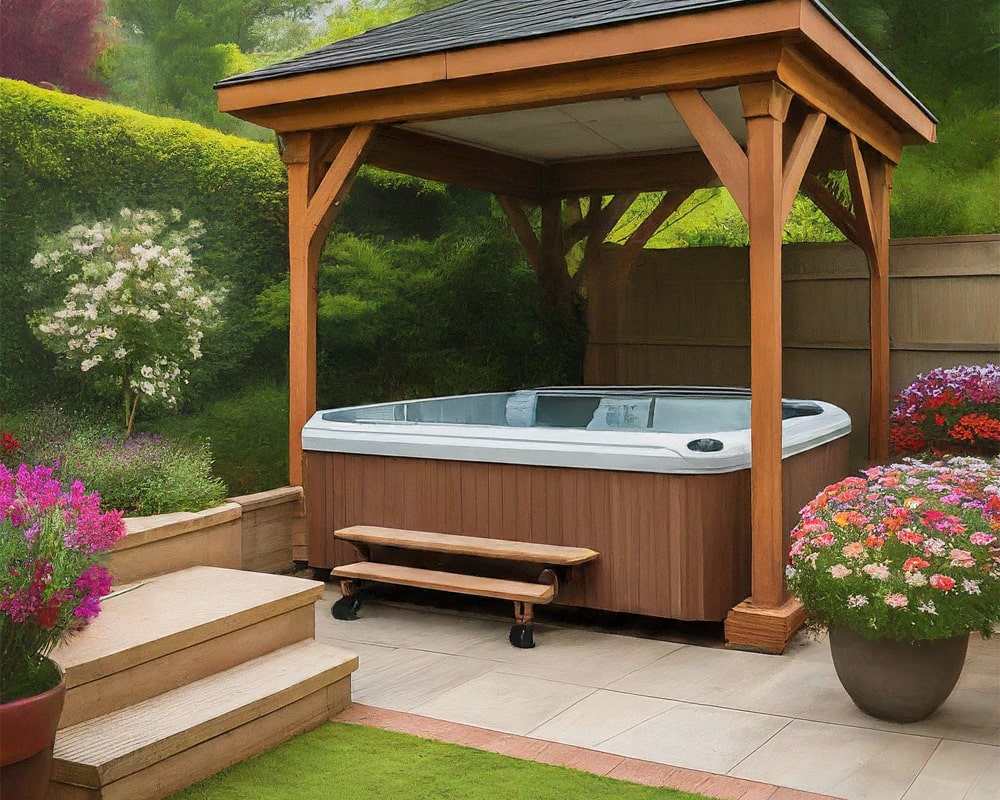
[215,0,933,121]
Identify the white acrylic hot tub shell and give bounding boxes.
[302,389,851,475]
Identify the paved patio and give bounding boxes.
[314,585,998,800]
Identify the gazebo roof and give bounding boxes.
[216,0,935,173]
[217,0,929,124]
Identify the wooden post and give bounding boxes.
[724,82,806,653]
[282,126,375,487]
[539,196,568,307]
[859,148,893,464]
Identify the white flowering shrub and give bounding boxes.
[30,209,223,434]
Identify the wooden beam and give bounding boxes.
[574,193,639,291]
[618,190,695,269]
[305,124,376,242]
[539,197,569,306]
[777,46,904,163]
[235,41,784,132]
[781,112,826,224]
[843,132,878,259]
[798,0,936,145]
[367,127,543,201]
[218,3,798,114]
[496,196,541,272]
[668,89,750,218]
[283,127,374,487]
[800,173,859,248]
[548,149,718,196]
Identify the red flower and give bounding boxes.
[929,574,956,592]
[1,432,19,453]
[903,557,930,572]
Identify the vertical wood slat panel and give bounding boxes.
[585,236,1000,469]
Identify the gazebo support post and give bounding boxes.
[283,125,375,486]
[844,137,893,463]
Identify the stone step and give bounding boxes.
[51,566,325,727]
[49,640,358,800]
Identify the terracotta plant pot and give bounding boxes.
[829,628,969,723]
[0,663,66,800]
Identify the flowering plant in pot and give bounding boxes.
[1,462,126,796]
[786,456,1000,722]
[889,364,1000,458]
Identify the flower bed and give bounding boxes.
[890,364,1000,457]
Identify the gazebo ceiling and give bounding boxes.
[403,89,746,162]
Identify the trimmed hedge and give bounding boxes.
[1,78,289,406]
[0,79,459,410]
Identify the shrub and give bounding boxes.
[29,208,223,434]
[59,432,228,516]
[890,364,1000,458]
[0,407,227,515]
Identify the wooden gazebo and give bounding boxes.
[216,0,935,652]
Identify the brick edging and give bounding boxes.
[333,704,842,800]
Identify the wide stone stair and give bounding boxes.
[47,566,358,799]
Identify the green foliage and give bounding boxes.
[143,384,289,495]
[104,0,316,131]
[172,722,709,800]
[257,221,587,408]
[1,405,227,515]
[0,79,289,408]
[59,430,228,515]
[314,0,458,45]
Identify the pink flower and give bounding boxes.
[862,563,890,581]
[929,574,956,591]
[949,549,976,568]
[884,593,909,608]
[896,528,924,545]
[812,532,836,547]
[970,532,996,546]
[828,564,852,579]
[841,542,866,559]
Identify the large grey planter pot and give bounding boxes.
[829,628,969,723]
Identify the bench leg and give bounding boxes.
[509,601,535,649]
[331,579,364,620]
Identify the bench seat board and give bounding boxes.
[332,562,556,604]
[335,525,599,565]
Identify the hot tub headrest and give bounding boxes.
[505,390,537,427]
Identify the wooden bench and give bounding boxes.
[331,525,599,648]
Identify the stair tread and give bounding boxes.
[53,640,358,786]
[50,567,325,687]
[333,561,556,603]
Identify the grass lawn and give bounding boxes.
[168,723,712,800]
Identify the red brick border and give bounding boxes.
[334,704,841,800]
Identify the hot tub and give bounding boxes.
[304,387,850,621]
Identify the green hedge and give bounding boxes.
[1,78,290,406]
[0,79,460,410]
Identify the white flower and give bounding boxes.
[847,595,869,608]
[904,571,928,587]
[862,563,890,581]
[961,579,981,595]
[80,356,103,372]
[114,346,127,359]
[917,600,938,615]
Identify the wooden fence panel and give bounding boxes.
[585,235,1000,468]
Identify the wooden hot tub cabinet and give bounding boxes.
[305,436,848,622]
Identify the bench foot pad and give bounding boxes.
[509,624,535,649]
[332,594,363,621]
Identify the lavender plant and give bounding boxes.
[29,209,224,435]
